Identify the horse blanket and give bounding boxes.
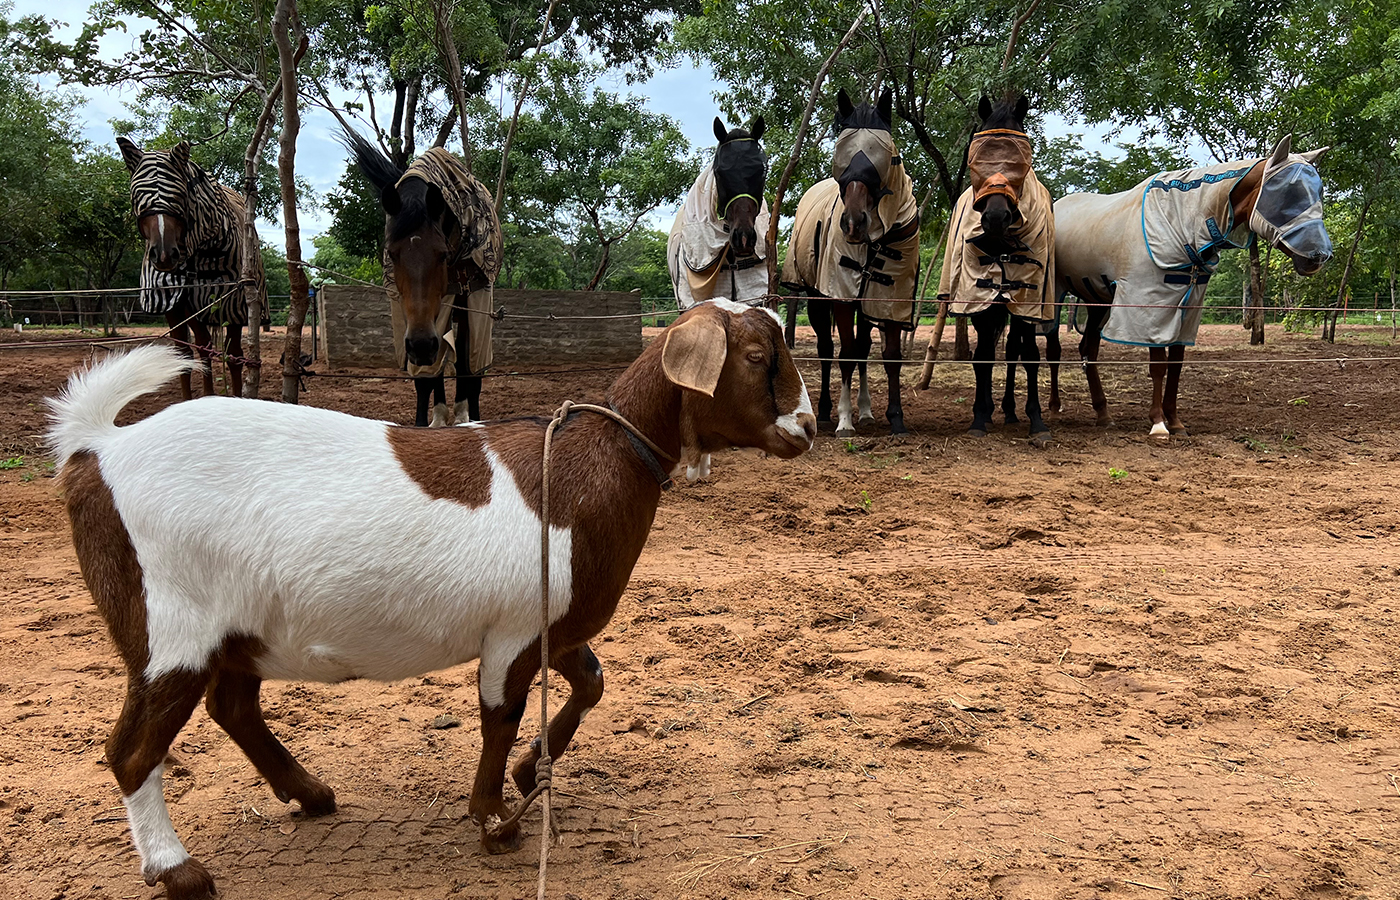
[385,147,503,377]
[938,170,1056,321]
[779,128,920,329]
[668,162,771,307]
[1056,159,1259,347]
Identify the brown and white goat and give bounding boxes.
[50,301,815,899]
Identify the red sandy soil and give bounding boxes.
[1,322,1398,900]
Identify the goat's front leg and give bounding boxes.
[512,644,605,796]
[470,646,536,853]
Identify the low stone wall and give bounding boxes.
[319,285,643,370]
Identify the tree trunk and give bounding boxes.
[436,0,474,166]
[1248,240,1265,345]
[241,52,296,399]
[585,240,612,291]
[1390,262,1396,340]
[495,0,560,212]
[273,0,311,404]
[1323,194,1372,343]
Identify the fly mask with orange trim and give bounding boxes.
[967,128,1034,238]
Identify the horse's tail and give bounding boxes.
[47,345,200,471]
[339,128,404,196]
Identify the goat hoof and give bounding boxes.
[295,785,337,817]
[153,859,217,900]
[480,820,522,854]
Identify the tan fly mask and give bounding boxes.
[831,128,897,235]
[967,129,1034,209]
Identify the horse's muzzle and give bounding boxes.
[405,334,439,367]
[839,210,869,244]
[730,227,757,258]
[148,246,184,272]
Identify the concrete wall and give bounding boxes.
[319,285,643,370]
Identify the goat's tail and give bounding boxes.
[47,344,202,470]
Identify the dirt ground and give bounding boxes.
[2,321,1398,900]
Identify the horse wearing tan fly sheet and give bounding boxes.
[669,116,771,308]
[1056,135,1332,436]
[781,88,919,437]
[938,95,1056,444]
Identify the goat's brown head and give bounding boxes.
[118,137,192,273]
[661,301,815,465]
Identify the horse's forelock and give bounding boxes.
[835,102,891,136]
[386,179,451,245]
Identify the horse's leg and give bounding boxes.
[1015,319,1050,443]
[413,377,433,427]
[430,376,448,427]
[880,324,907,435]
[189,322,215,396]
[167,314,194,401]
[224,324,244,398]
[1164,344,1187,435]
[204,669,335,815]
[968,308,1006,437]
[1079,304,1113,426]
[511,643,605,796]
[452,318,482,424]
[1148,346,1169,437]
[856,315,875,424]
[1002,329,1021,424]
[1046,328,1063,414]
[834,304,859,438]
[809,298,834,424]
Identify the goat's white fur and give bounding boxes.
[124,765,191,881]
[50,345,572,706]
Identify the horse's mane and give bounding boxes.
[836,103,890,135]
[340,129,436,243]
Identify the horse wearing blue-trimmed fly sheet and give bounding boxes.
[780,88,920,438]
[938,95,1057,444]
[670,116,771,309]
[342,130,503,427]
[117,138,266,400]
[1056,135,1332,436]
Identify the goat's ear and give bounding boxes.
[978,95,992,123]
[116,137,143,174]
[713,117,728,145]
[662,312,728,397]
[750,115,765,142]
[381,186,402,216]
[1269,134,1293,167]
[1300,145,1330,168]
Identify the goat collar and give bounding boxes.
[605,401,674,490]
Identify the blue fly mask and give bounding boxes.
[1250,135,1332,271]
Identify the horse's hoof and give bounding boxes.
[1029,431,1052,448]
[836,427,856,439]
[1168,424,1189,436]
[858,414,877,425]
[888,424,909,437]
[1149,422,1170,438]
[1049,401,1063,414]
[967,428,988,439]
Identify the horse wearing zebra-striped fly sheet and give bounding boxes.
[117,138,267,400]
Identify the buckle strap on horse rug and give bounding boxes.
[486,399,676,900]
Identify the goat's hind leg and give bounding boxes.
[107,669,216,900]
[205,668,336,815]
[512,643,605,797]
[470,646,538,853]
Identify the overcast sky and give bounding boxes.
[16,0,1142,245]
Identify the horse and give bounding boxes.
[780,88,920,438]
[937,95,1056,444]
[343,130,503,427]
[117,138,266,400]
[1056,134,1332,435]
[669,115,771,309]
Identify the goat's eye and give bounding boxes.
[746,351,767,365]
